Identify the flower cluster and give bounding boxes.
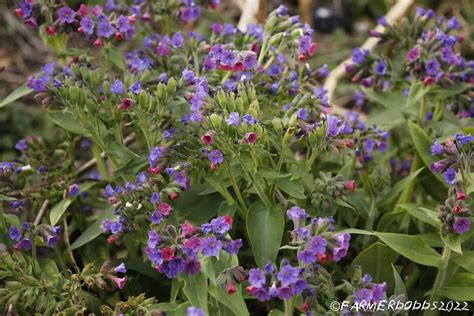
[438,188,471,235]
[311,172,356,210]
[430,133,473,186]
[9,222,61,250]
[144,215,242,278]
[351,272,387,308]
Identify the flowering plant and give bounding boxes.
[0,1,473,315]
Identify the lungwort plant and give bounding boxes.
[0,1,473,315]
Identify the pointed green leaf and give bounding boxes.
[179,272,208,313]
[247,202,284,267]
[376,168,424,207]
[47,111,89,136]
[49,182,97,225]
[70,206,115,250]
[392,264,407,296]
[441,233,462,254]
[374,232,442,267]
[274,178,306,199]
[105,47,126,72]
[209,284,249,316]
[398,203,440,227]
[0,85,32,107]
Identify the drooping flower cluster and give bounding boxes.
[144,215,242,278]
[350,272,387,308]
[438,188,471,235]
[430,133,473,186]
[9,222,61,250]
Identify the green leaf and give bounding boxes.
[70,206,115,250]
[49,182,97,225]
[376,168,424,207]
[0,195,17,202]
[209,284,249,316]
[351,242,399,288]
[247,202,284,267]
[392,264,407,296]
[429,82,470,100]
[179,272,208,313]
[405,80,428,108]
[438,272,474,301]
[47,111,89,136]
[374,232,442,267]
[105,47,126,72]
[257,167,289,179]
[441,233,462,254]
[398,203,440,227]
[49,199,73,226]
[106,141,139,164]
[408,122,448,187]
[176,185,222,224]
[452,251,474,273]
[0,85,32,107]
[268,310,285,316]
[362,88,405,109]
[274,178,306,199]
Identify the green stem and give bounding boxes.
[284,298,294,316]
[91,144,108,181]
[224,161,248,217]
[425,247,452,315]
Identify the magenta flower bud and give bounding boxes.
[345,64,355,73]
[201,132,214,145]
[245,132,257,144]
[120,98,133,110]
[345,180,356,192]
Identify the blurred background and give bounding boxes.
[1,0,473,161]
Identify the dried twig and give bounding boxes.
[34,199,49,226]
[237,0,260,32]
[324,0,415,114]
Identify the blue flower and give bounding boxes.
[352,48,369,64]
[375,61,387,76]
[110,79,125,95]
[114,263,127,273]
[249,268,266,287]
[129,80,142,94]
[277,264,299,286]
[69,183,80,197]
[455,133,473,145]
[200,236,222,257]
[9,227,21,241]
[80,16,95,35]
[57,6,75,24]
[442,167,457,185]
[187,307,205,316]
[430,140,444,155]
[208,149,224,164]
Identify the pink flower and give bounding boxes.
[107,275,127,289]
[201,132,214,145]
[245,132,257,144]
[181,220,196,237]
[158,202,172,216]
[345,180,356,192]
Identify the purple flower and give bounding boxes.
[184,259,201,275]
[298,108,308,120]
[18,237,32,250]
[149,146,165,166]
[453,218,470,234]
[377,16,388,27]
[226,111,241,126]
[114,263,127,273]
[362,274,373,283]
[242,114,256,125]
[110,221,123,234]
[425,59,440,76]
[354,288,373,303]
[211,23,223,34]
[442,167,458,185]
[15,139,28,152]
[372,282,386,303]
[430,140,444,155]
[352,48,368,64]
[431,161,444,173]
[174,172,190,189]
[47,235,60,247]
[187,307,205,316]
[150,211,163,225]
[129,80,142,94]
[277,5,288,15]
[265,262,275,274]
[200,236,222,257]
[181,6,201,23]
[19,1,32,18]
[287,206,309,221]
[252,287,271,301]
[225,239,243,255]
[148,230,160,248]
[115,15,131,33]
[164,256,185,278]
[136,171,147,186]
[171,32,183,48]
[375,61,387,76]
[241,51,257,70]
[80,16,95,35]
[110,79,125,94]
[208,149,224,164]
[332,233,350,262]
[276,286,293,300]
[407,47,420,62]
[97,15,115,38]
[57,6,75,24]
[298,249,317,264]
[447,17,461,30]
[150,192,160,204]
[9,227,21,241]
[317,64,329,78]
[249,268,266,288]
[308,235,327,255]
[277,264,299,286]
[455,133,473,145]
[69,183,80,197]
[209,216,231,234]
[27,75,48,92]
